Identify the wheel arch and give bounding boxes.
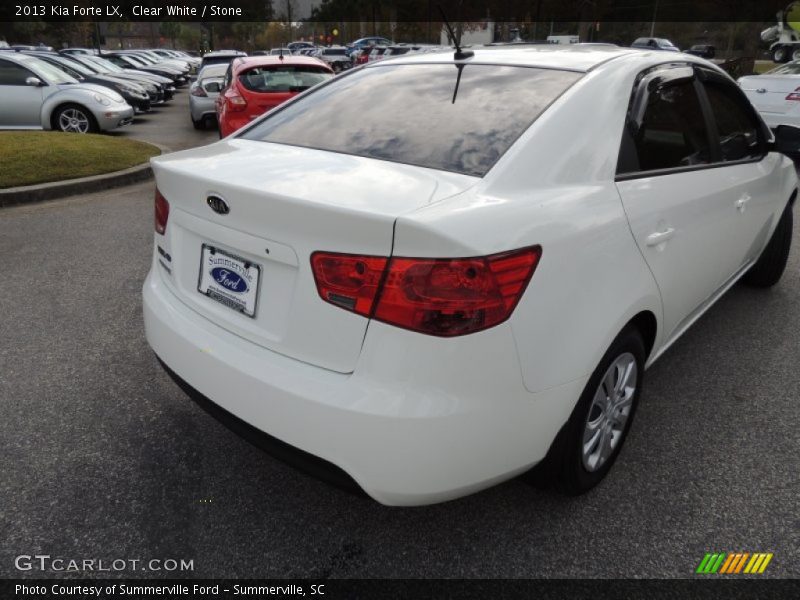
[48,101,98,132]
[626,310,658,361]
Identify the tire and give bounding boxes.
[742,202,793,288]
[773,46,789,63]
[191,116,204,130]
[53,103,98,134]
[550,327,646,495]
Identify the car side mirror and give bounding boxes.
[770,124,800,155]
[25,76,44,87]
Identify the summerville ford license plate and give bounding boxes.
[198,245,261,317]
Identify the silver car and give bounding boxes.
[189,64,227,129]
[0,53,133,133]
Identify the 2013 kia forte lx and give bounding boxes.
[143,45,797,505]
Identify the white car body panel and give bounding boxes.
[150,140,476,374]
[740,74,800,128]
[617,158,786,341]
[143,46,798,504]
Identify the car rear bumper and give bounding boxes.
[219,113,252,137]
[760,111,800,129]
[190,98,217,122]
[143,264,585,506]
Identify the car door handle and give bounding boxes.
[735,194,751,212]
[646,227,676,247]
[755,88,767,94]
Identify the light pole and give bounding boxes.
[650,0,658,37]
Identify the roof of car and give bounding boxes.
[369,44,666,73]
[203,50,247,58]
[0,52,41,65]
[230,55,332,71]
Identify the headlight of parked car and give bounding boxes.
[93,92,111,106]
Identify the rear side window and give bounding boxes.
[238,66,332,93]
[241,64,582,177]
[701,80,764,161]
[621,80,711,173]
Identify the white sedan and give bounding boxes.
[143,45,797,506]
[740,61,800,128]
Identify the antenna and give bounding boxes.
[438,4,473,60]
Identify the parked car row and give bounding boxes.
[0,47,192,133]
[242,39,442,73]
[354,44,450,65]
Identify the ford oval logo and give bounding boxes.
[207,194,230,215]
[211,268,248,293]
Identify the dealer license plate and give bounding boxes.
[197,245,260,317]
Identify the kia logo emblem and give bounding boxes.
[207,194,230,215]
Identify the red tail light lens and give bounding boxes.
[154,188,169,235]
[310,253,388,316]
[786,87,800,101]
[311,247,541,337]
[191,85,208,97]
[226,93,247,111]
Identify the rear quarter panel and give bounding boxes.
[394,57,663,394]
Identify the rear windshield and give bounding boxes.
[241,63,582,177]
[202,56,241,67]
[239,65,332,92]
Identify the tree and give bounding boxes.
[159,22,182,49]
[232,22,264,51]
[107,22,133,49]
[178,25,202,52]
[13,21,47,44]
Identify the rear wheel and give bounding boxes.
[53,104,98,134]
[551,327,646,495]
[742,202,793,288]
[191,116,204,130]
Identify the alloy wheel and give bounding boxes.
[582,352,637,472]
[58,108,90,133]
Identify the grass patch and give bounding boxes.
[753,61,775,75]
[0,131,160,189]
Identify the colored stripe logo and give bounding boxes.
[696,552,773,574]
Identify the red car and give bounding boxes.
[216,56,334,137]
[354,47,373,65]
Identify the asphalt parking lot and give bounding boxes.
[1,91,799,579]
[106,91,218,151]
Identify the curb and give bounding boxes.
[0,141,168,208]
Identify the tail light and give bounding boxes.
[311,247,541,337]
[310,253,388,315]
[191,85,207,97]
[786,87,800,101]
[154,187,169,235]
[226,93,247,111]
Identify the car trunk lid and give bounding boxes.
[739,75,800,115]
[151,139,476,373]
